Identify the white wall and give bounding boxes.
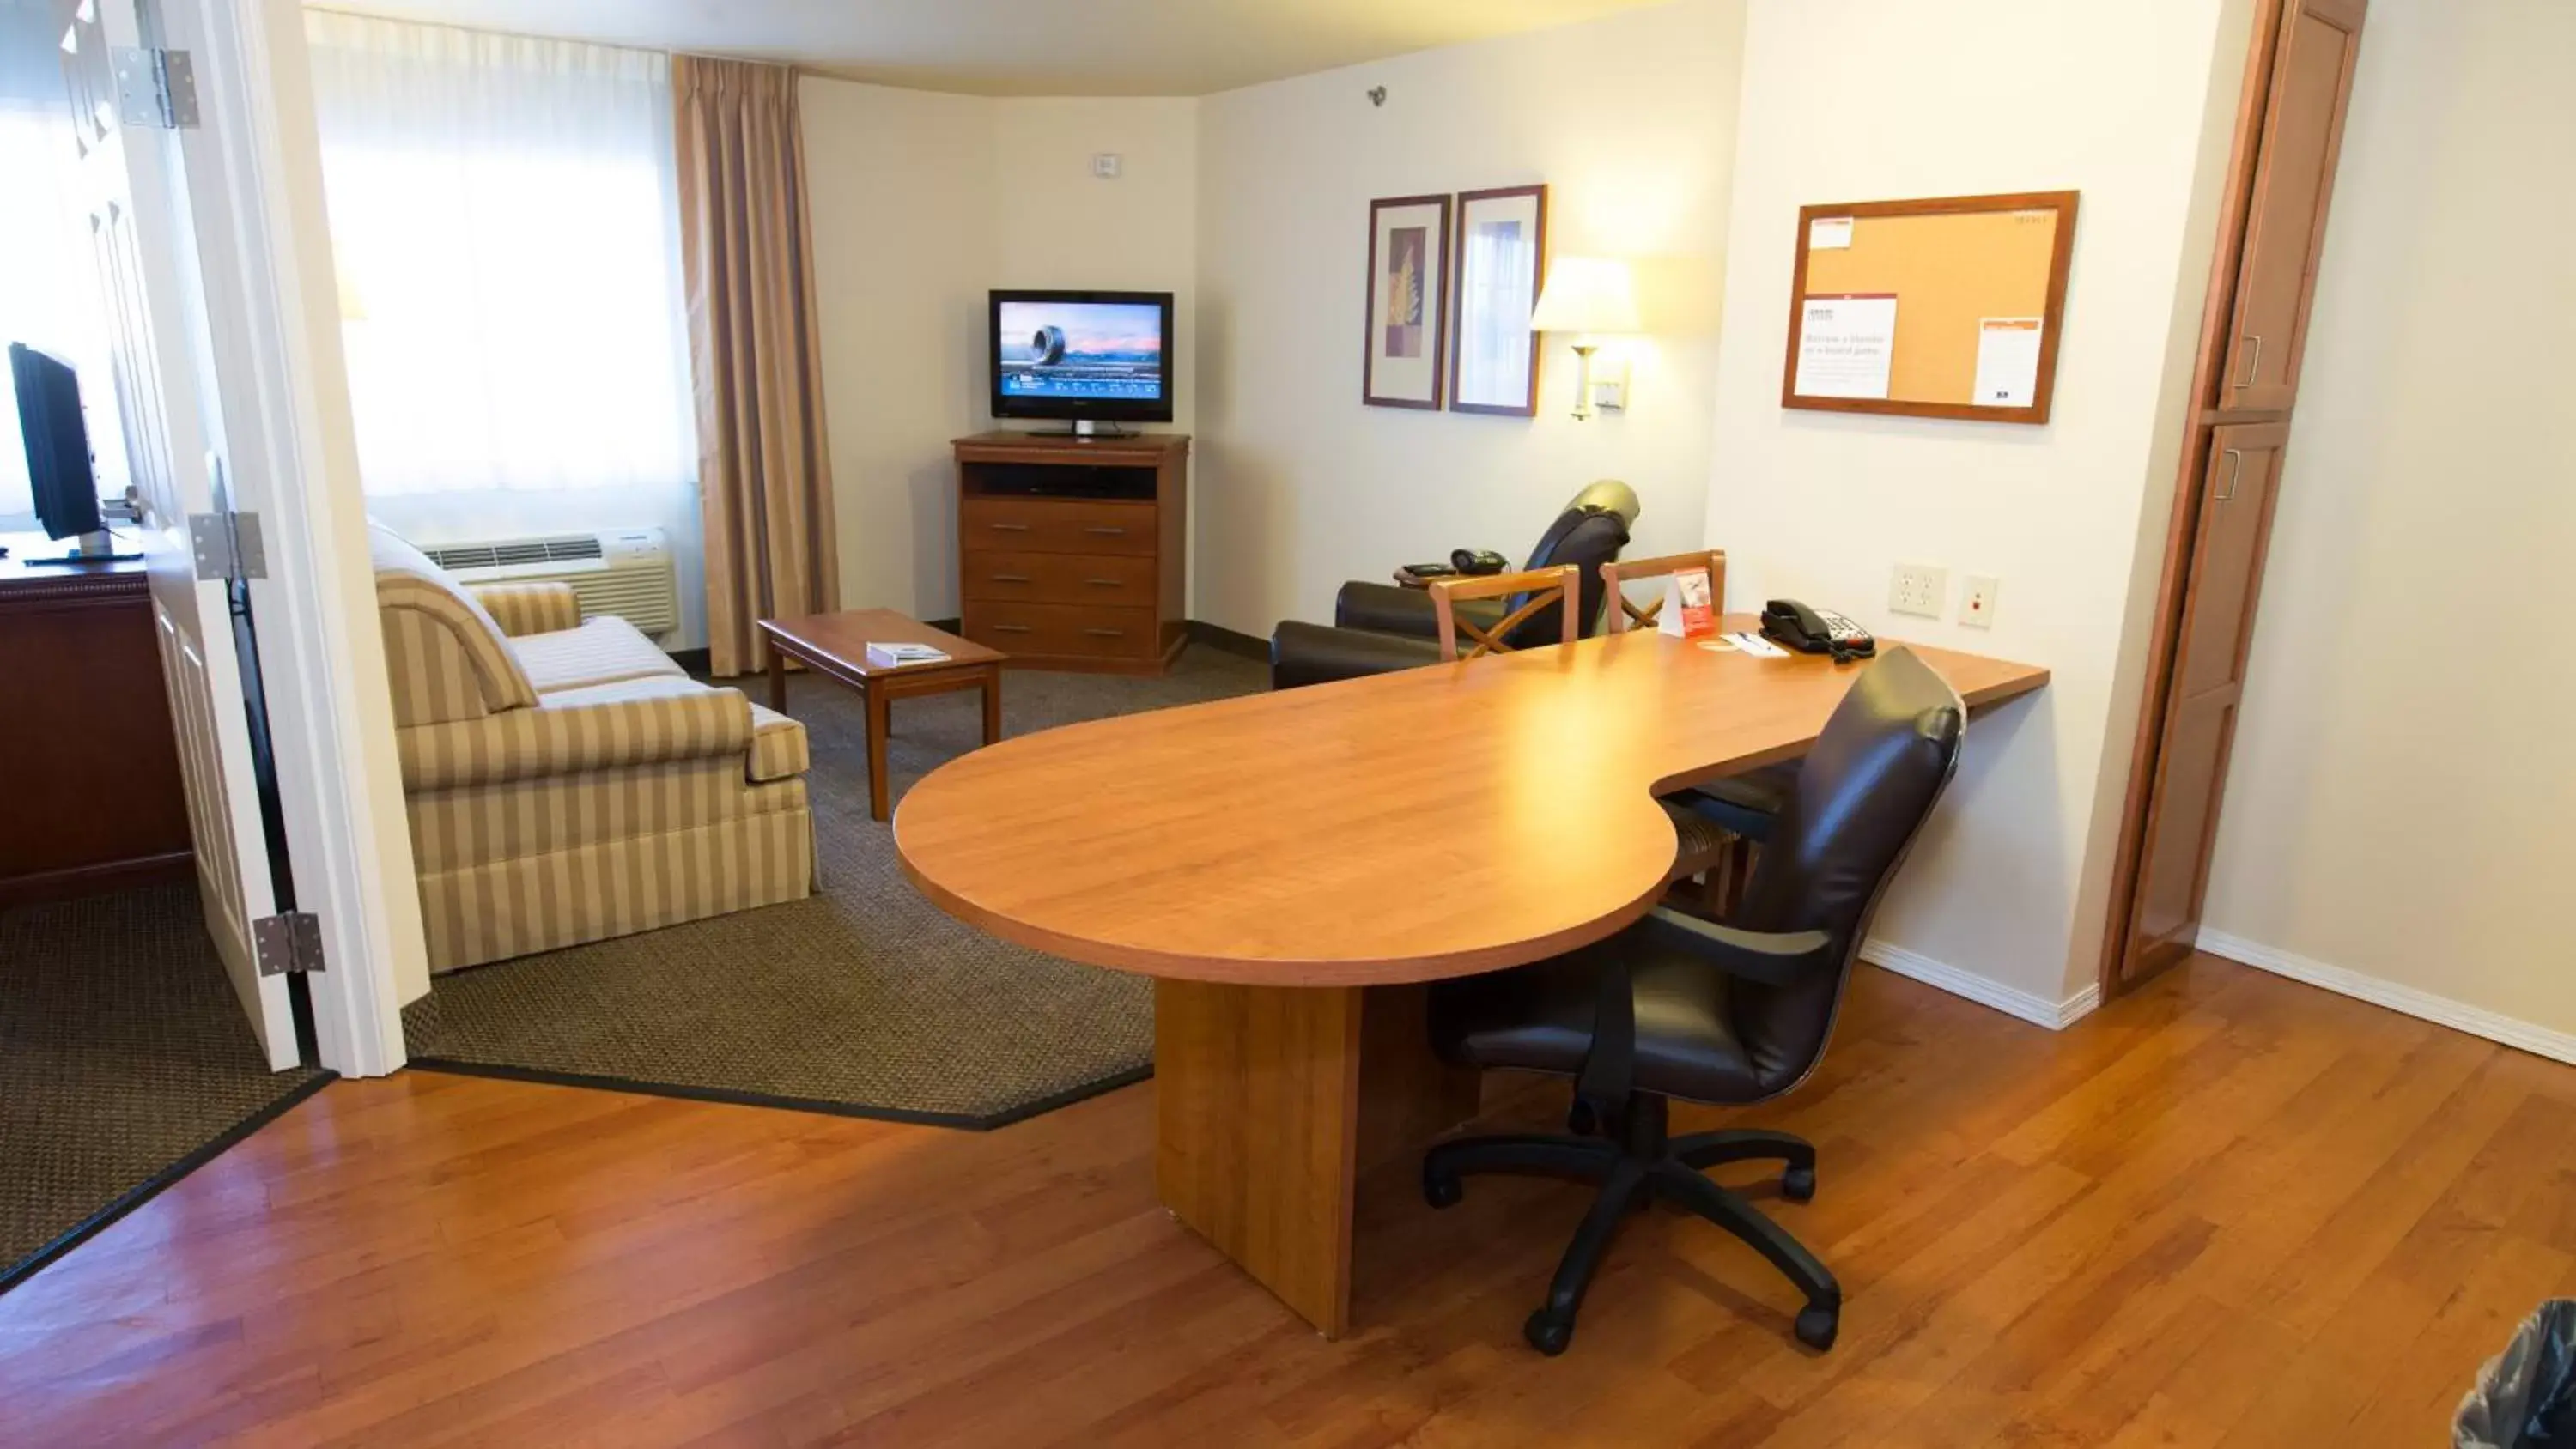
[1191,0,1745,638]
[993,97,1199,438]
[802,82,1199,619]
[2202,0,2576,1054]
[802,77,997,620]
[1701,0,2253,1015]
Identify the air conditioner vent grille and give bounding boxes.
[424,543,498,572]
[418,529,677,637]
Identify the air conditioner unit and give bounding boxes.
[420,528,679,639]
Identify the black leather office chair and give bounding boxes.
[1269,482,1640,689]
[1421,647,1967,1355]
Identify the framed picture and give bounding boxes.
[1363,194,1451,409]
[1448,184,1548,416]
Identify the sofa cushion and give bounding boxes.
[370,524,542,724]
[514,615,688,695]
[398,675,753,791]
[746,702,810,783]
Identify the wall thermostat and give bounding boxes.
[1091,152,1122,179]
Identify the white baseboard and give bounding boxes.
[1860,938,2100,1031]
[2196,929,2576,1066]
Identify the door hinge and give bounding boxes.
[112,47,199,130]
[191,511,266,581]
[252,912,326,977]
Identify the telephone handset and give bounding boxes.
[1762,599,1876,662]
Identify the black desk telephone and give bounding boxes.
[1401,549,1510,579]
[1762,599,1876,662]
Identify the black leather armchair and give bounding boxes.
[1420,647,1967,1355]
[1270,481,1641,689]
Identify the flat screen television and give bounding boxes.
[9,342,103,543]
[989,290,1175,427]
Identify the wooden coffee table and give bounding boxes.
[756,609,1006,822]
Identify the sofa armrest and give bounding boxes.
[468,581,583,638]
[398,684,754,791]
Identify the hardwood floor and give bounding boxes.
[4,952,2569,1446]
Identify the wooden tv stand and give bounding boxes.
[952,431,1188,675]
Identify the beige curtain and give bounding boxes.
[671,55,839,677]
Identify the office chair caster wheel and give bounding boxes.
[1794,1302,1839,1352]
[1782,1165,1816,1203]
[1423,1168,1462,1209]
[1524,1307,1576,1356]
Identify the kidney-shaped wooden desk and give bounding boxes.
[896,621,2048,1337]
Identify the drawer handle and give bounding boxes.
[990,623,1031,634]
[2231,334,2263,391]
[1084,578,1121,588]
[1082,525,1127,536]
[1083,627,1125,638]
[990,573,1031,584]
[987,522,1030,532]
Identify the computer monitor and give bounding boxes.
[9,342,106,551]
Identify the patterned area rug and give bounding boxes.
[405,643,1267,1127]
[0,886,328,1293]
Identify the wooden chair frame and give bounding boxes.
[1427,565,1582,661]
[1601,550,1728,634]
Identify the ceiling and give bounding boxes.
[311,0,1677,96]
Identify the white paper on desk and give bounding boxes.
[1794,294,1896,400]
[1972,317,2044,408]
[1717,631,1789,658]
[1808,216,1855,250]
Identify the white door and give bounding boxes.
[58,0,298,1069]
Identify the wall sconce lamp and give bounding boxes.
[1528,256,1639,421]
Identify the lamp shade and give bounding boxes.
[1528,256,1639,335]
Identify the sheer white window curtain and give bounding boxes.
[0,2,128,526]
[302,10,696,497]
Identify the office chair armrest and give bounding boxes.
[1641,907,1834,987]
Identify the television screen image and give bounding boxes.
[988,291,1174,425]
[996,300,1165,403]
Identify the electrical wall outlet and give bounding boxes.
[1091,152,1123,179]
[1960,573,2001,627]
[1889,562,1947,618]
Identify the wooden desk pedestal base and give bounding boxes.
[1154,979,1482,1338]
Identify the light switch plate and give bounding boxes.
[1960,573,2000,627]
[1091,152,1123,179]
[1889,563,1947,618]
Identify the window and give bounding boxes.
[0,80,129,529]
[302,12,696,497]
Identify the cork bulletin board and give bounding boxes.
[1782,191,2080,424]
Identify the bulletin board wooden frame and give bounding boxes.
[1781,191,2080,425]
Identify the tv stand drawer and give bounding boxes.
[963,602,1161,660]
[961,551,1157,608]
[962,498,1155,555]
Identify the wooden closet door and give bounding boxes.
[2217,0,2366,415]
[2121,424,2292,981]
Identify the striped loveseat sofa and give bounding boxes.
[371,525,815,973]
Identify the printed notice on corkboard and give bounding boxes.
[1782,191,2078,425]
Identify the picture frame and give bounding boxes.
[1362,194,1452,409]
[1448,184,1548,416]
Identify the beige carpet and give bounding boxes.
[1,885,329,1293]
[404,644,1267,1126]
